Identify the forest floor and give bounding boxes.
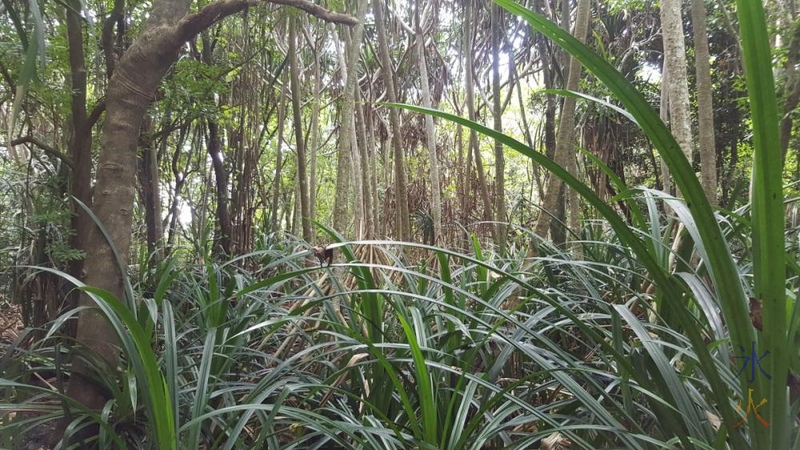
[0,301,23,345]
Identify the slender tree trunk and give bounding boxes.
[309,25,323,223]
[356,94,374,238]
[272,83,287,232]
[138,118,164,259]
[491,2,507,252]
[289,16,312,242]
[415,2,443,244]
[534,0,590,241]
[691,0,717,203]
[65,0,94,321]
[207,119,232,256]
[465,0,493,235]
[373,0,411,241]
[333,1,367,235]
[660,68,672,194]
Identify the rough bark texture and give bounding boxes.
[534,0,590,241]
[691,0,717,204]
[661,0,693,163]
[373,0,411,241]
[415,2,443,244]
[59,0,356,443]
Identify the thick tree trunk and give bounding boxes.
[59,0,356,443]
[373,0,411,241]
[661,0,693,164]
[691,0,717,204]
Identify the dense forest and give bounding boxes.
[1,0,799,448]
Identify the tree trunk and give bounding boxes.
[415,1,443,244]
[289,16,312,242]
[60,1,356,442]
[272,83,287,233]
[66,0,94,317]
[660,67,672,194]
[534,0,590,241]
[691,0,717,204]
[465,0,493,236]
[138,118,164,259]
[661,0,693,164]
[373,0,411,241]
[356,92,374,238]
[333,0,367,235]
[491,2,507,252]
[207,118,232,256]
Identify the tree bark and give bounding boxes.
[534,0,590,241]
[272,83,288,232]
[465,0,493,235]
[415,1,443,244]
[491,2,507,252]
[373,0,411,241]
[289,16,312,242]
[691,0,717,204]
[60,0,356,442]
[207,118,232,256]
[65,0,94,318]
[333,2,368,234]
[661,0,693,164]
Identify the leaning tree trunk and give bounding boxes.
[59,0,356,443]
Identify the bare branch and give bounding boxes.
[175,0,356,43]
[10,136,76,170]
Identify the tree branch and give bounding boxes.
[175,0,356,43]
[87,99,107,130]
[11,136,76,170]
